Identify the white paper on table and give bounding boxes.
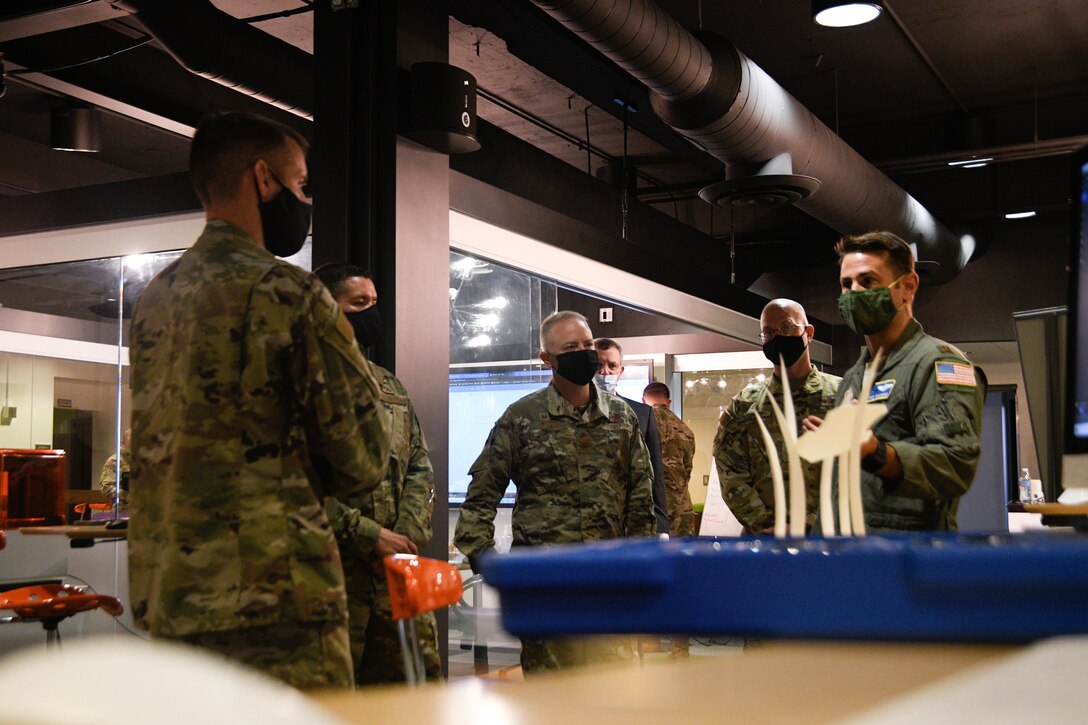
[698,462,744,537]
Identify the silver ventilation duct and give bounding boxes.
[531,0,969,283]
[108,0,313,120]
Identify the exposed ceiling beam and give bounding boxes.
[0,0,122,43]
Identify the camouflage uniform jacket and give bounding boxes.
[99,449,131,506]
[836,319,984,531]
[713,367,840,534]
[651,405,696,534]
[128,220,390,637]
[454,382,656,558]
[326,364,434,557]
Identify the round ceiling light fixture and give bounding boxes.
[813,1,883,27]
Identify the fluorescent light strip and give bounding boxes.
[960,162,989,169]
[1005,211,1037,220]
[948,157,994,167]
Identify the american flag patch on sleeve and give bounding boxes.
[935,361,976,386]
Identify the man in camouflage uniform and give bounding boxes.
[807,231,985,531]
[98,426,131,510]
[642,383,695,537]
[714,299,839,535]
[642,381,696,658]
[128,112,390,690]
[315,263,440,685]
[454,310,655,674]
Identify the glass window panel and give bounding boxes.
[0,250,183,520]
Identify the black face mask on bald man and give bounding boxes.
[761,333,808,368]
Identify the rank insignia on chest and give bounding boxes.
[935,361,976,387]
[869,379,895,401]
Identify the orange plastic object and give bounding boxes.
[0,584,124,621]
[383,554,462,621]
[74,503,112,518]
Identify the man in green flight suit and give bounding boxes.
[805,231,985,531]
[315,262,441,685]
[714,299,840,535]
[128,112,390,690]
[454,310,656,674]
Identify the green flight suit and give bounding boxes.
[713,368,840,534]
[453,382,656,674]
[836,319,985,531]
[129,220,390,690]
[326,365,440,685]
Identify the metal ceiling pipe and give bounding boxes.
[108,0,313,119]
[531,0,968,283]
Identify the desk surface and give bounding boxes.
[313,641,1015,724]
[18,525,126,540]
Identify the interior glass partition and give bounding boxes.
[0,251,182,521]
[447,249,557,677]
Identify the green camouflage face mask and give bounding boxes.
[837,275,905,335]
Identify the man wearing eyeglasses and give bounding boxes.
[713,299,839,535]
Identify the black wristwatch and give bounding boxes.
[862,438,888,474]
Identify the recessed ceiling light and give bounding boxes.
[1005,211,1037,220]
[813,1,883,27]
[948,157,994,167]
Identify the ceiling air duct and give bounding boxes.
[530,0,969,283]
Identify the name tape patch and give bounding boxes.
[869,379,895,401]
[935,361,976,387]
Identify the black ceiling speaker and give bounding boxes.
[50,106,101,152]
[407,62,481,155]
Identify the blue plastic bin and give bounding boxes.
[479,534,1088,642]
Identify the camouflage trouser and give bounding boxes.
[174,619,353,690]
[666,485,696,537]
[346,567,442,685]
[519,635,637,675]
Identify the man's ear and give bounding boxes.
[252,159,276,202]
[539,350,552,369]
[804,324,815,342]
[903,271,920,302]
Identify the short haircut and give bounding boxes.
[189,112,309,206]
[834,231,915,278]
[594,337,623,355]
[643,382,671,400]
[313,262,373,299]
[540,311,589,353]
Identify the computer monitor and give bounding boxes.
[1062,143,1088,501]
[448,367,552,505]
[1013,306,1066,502]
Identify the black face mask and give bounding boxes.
[259,172,312,258]
[345,306,382,347]
[553,349,599,386]
[762,333,808,368]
